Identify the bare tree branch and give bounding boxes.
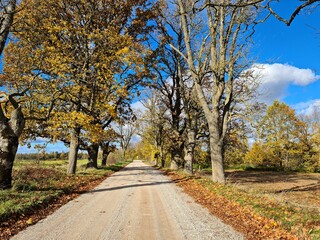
[267,0,320,26]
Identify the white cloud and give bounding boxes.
[251,63,320,103]
[131,101,146,113]
[293,99,320,116]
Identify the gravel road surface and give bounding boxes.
[12,160,243,240]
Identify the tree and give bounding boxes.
[245,102,320,171]
[244,141,269,166]
[0,35,57,189]
[34,143,47,162]
[101,141,117,167]
[150,26,186,170]
[298,107,320,171]
[0,54,58,189]
[0,0,16,55]
[0,0,24,188]
[137,90,169,167]
[4,0,155,174]
[0,92,24,189]
[149,2,209,173]
[116,120,136,160]
[146,4,186,170]
[224,75,266,166]
[257,101,304,168]
[176,0,263,183]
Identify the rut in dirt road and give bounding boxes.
[12,160,243,240]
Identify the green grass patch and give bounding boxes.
[0,190,62,221]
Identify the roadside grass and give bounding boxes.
[198,177,320,239]
[224,163,320,173]
[0,159,131,223]
[165,169,320,240]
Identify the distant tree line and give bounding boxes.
[15,152,88,161]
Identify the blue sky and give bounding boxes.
[251,0,320,107]
[10,1,320,153]
[17,139,69,154]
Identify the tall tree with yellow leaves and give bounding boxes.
[257,101,305,168]
[0,44,57,189]
[3,0,156,175]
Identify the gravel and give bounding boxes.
[12,160,244,240]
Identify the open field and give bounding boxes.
[224,171,320,211]
[193,169,320,239]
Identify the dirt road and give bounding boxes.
[12,160,243,240]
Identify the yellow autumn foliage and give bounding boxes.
[1,0,155,148]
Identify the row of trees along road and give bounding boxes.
[0,0,156,189]
[136,98,320,172]
[0,0,319,189]
[134,0,320,182]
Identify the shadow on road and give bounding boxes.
[78,164,190,194]
[84,180,173,193]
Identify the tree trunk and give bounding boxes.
[0,106,25,189]
[0,0,16,56]
[160,147,165,168]
[209,128,226,184]
[101,143,109,167]
[122,150,126,161]
[101,142,115,167]
[170,155,179,170]
[0,133,19,189]
[184,129,195,175]
[101,150,109,167]
[86,143,99,168]
[67,127,80,174]
[170,150,183,170]
[155,154,159,166]
[154,148,159,166]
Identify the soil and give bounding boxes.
[224,171,320,211]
